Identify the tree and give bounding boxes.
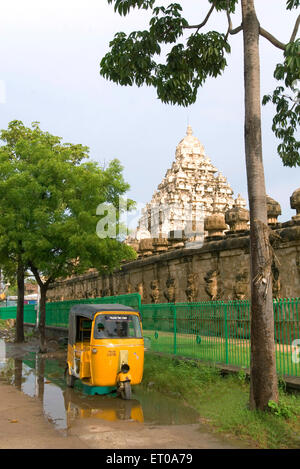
[0,131,31,342]
[0,121,136,351]
[100,0,300,410]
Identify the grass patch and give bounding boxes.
[143,330,300,377]
[0,319,8,329]
[141,352,300,449]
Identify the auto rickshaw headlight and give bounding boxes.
[121,363,130,373]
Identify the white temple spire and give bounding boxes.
[135,127,235,242]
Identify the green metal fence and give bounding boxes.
[0,293,141,328]
[141,299,300,378]
[0,304,37,324]
[44,293,142,328]
[0,295,299,378]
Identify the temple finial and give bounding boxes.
[186,125,193,136]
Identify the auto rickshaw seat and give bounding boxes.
[75,316,92,343]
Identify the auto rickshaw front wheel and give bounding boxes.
[119,381,132,400]
[65,365,75,388]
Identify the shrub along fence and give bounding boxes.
[0,295,299,378]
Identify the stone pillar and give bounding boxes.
[290,188,300,221]
[152,236,169,254]
[168,230,185,249]
[266,196,281,225]
[225,194,249,232]
[125,237,139,253]
[138,238,153,257]
[204,213,227,237]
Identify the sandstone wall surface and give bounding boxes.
[47,221,300,304]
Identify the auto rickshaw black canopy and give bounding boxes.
[68,304,140,345]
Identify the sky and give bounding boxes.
[0,0,299,224]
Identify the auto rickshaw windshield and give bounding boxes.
[94,314,142,339]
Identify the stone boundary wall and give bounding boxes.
[47,220,300,304]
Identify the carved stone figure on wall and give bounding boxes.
[101,288,110,297]
[150,280,160,304]
[185,273,198,302]
[271,261,281,299]
[296,252,300,277]
[77,286,84,300]
[234,271,249,300]
[136,281,144,301]
[204,270,218,300]
[164,277,176,303]
[67,284,74,300]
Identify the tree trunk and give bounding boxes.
[15,260,25,343]
[29,263,50,354]
[38,285,47,353]
[241,0,278,410]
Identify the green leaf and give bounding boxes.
[107,0,156,16]
[286,0,300,10]
[209,0,239,13]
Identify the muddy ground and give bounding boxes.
[0,327,253,450]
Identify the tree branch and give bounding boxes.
[230,24,243,35]
[290,14,300,43]
[259,27,286,51]
[225,0,232,40]
[29,262,44,289]
[29,262,54,288]
[225,0,243,40]
[184,3,215,32]
[184,1,243,39]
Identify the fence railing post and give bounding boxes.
[172,304,177,355]
[137,293,142,318]
[35,285,40,330]
[224,301,229,364]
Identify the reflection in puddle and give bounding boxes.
[65,388,144,427]
[0,340,199,432]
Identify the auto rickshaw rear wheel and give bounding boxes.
[120,381,132,400]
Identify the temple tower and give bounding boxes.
[134,126,236,243]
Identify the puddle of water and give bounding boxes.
[0,339,200,432]
[0,340,5,358]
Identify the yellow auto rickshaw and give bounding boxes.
[65,304,144,399]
